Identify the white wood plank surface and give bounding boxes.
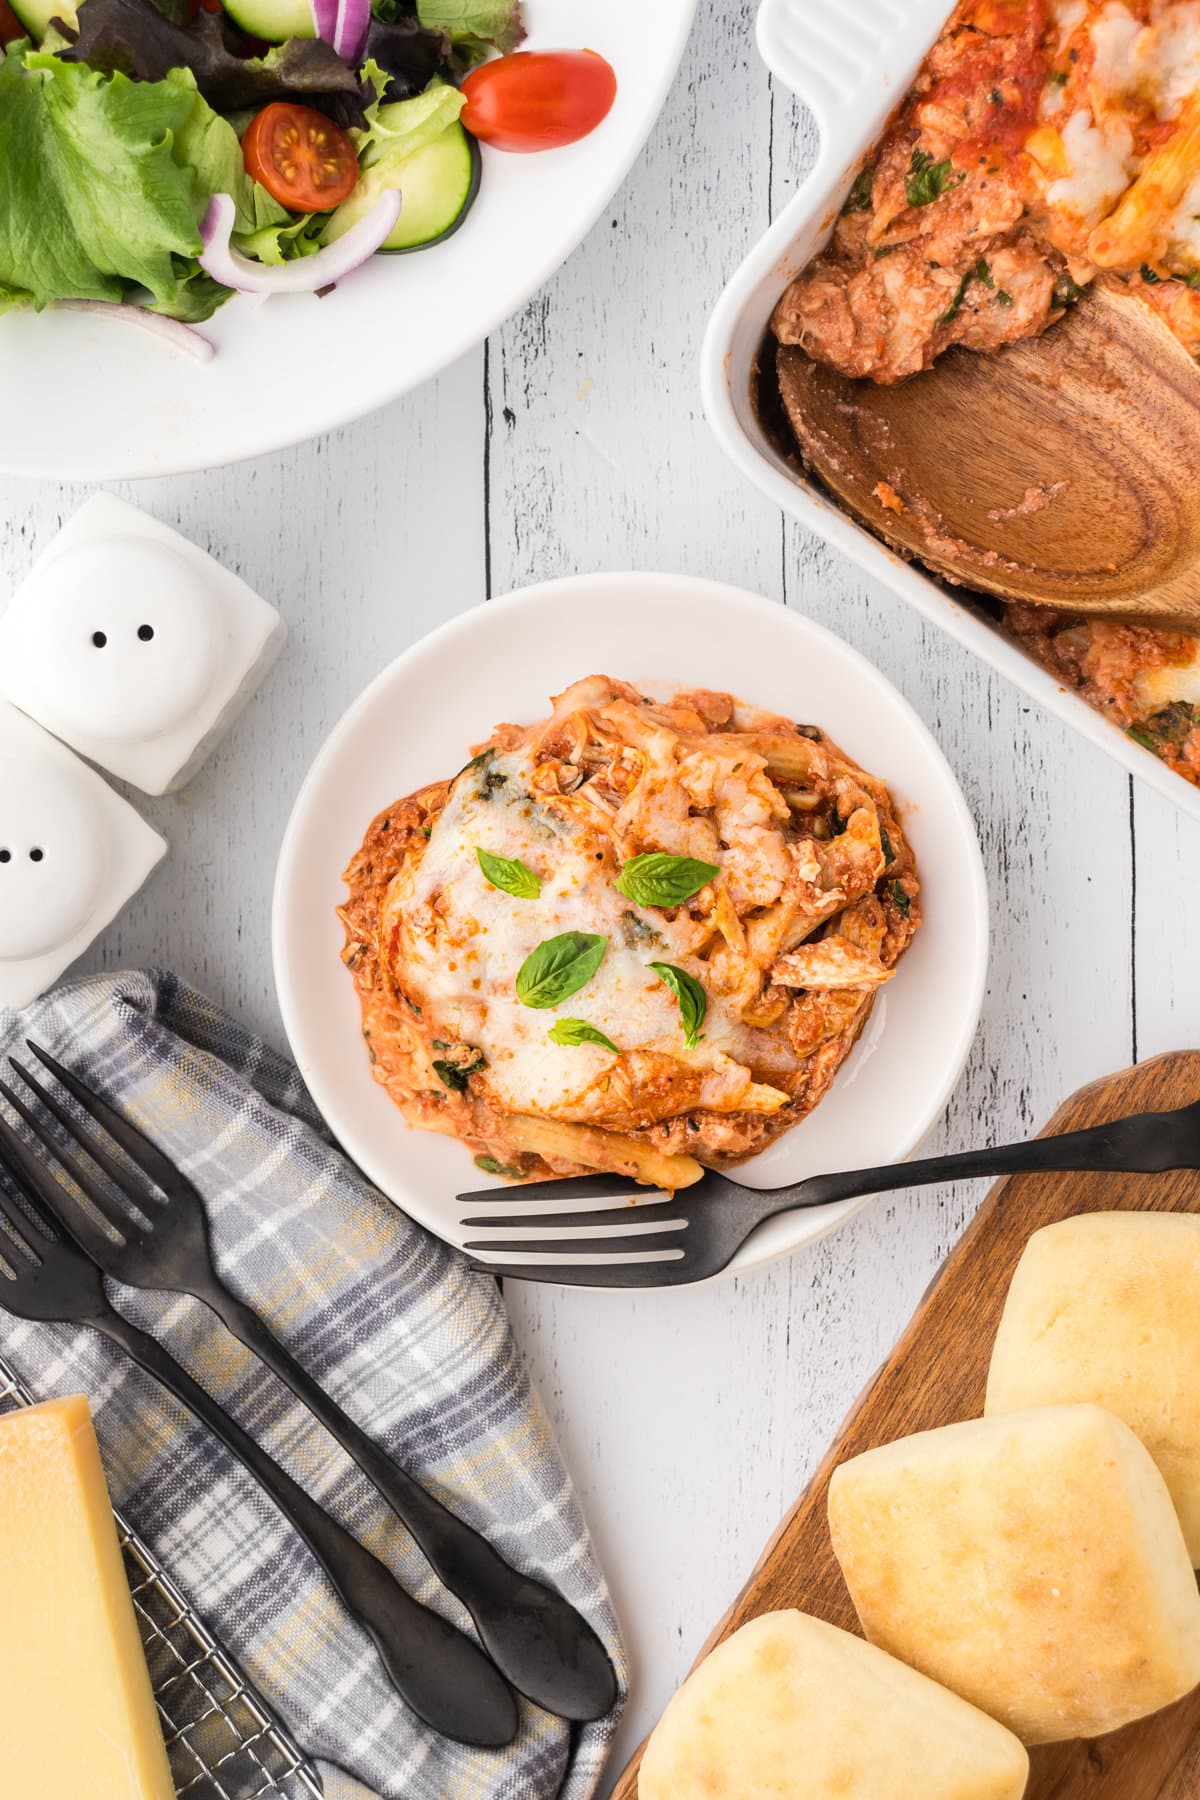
[0,0,1194,1792]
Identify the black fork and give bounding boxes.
[456,1096,1200,1286]
[0,1101,519,1748]
[1,1044,615,1723]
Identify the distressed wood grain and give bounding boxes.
[0,3,1192,1795]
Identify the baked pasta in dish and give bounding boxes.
[769,0,1200,785]
[1004,606,1200,777]
[339,677,920,1188]
[773,0,1200,384]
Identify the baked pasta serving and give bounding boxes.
[774,0,1200,384]
[770,0,1200,785]
[339,677,920,1189]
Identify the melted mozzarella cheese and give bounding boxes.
[1054,0,1090,41]
[1167,166,1200,256]
[1134,643,1200,710]
[1090,2,1143,93]
[1046,109,1137,220]
[1144,0,1200,117]
[1086,0,1200,118]
[391,753,747,1118]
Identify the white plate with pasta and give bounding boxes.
[272,571,989,1281]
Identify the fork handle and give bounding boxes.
[92,1306,517,1747]
[774,1103,1197,1218]
[196,1278,616,1722]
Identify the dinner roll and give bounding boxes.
[986,1211,1200,1562]
[638,1610,1029,1799]
[828,1405,1200,1744]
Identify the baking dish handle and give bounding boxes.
[756,0,956,176]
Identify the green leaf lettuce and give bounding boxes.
[0,45,289,319]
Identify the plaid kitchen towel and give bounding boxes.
[0,971,627,1800]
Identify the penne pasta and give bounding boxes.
[340,677,919,1186]
[504,1116,705,1190]
[1090,94,1200,270]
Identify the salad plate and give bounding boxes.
[272,571,989,1283]
[0,0,695,481]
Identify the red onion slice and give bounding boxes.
[330,0,369,65]
[198,191,401,296]
[54,299,215,362]
[309,0,367,63]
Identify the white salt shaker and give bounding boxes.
[0,493,285,796]
[0,704,167,1012]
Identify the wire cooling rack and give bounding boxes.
[0,1354,323,1800]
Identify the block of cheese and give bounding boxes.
[829,1405,1200,1744]
[639,1611,1030,1799]
[986,1212,1200,1563]
[0,1395,175,1799]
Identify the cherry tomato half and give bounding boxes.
[242,102,358,212]
[0,0,25,44]
[460,49,617,153]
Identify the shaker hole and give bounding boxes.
[92,631,107,649]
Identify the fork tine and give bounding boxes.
[456,1172,645,1209]
[465,1253,694,1289]
[0,1160,46,1261]
[462,1228,690,1257]
[26,1042,184,1201]
[7,1060,143,1232]
[460,1197,685,1232]
[0,1076,128,1251]
[0,1111,67,1255]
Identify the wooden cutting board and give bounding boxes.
[612,1052,1200,1798]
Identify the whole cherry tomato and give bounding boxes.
[242,102,359,212]
[460,49,617,153]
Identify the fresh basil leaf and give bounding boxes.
[936,257,995,327]
[649,962,706,1049]
[432,1050,485,1092]
[516,932,607,1008]
[889,881,912,916]
[996,289,1014,306]
[614,853,719,909]
[474,1154,527,1178]
[1127,723,1160,754]
[548,1019,619,1053]
[905,148,961,207]
[1150,701,1199,745]
[476,846,540,899]
[1054,274,1085,306]
[936,269,971,327]
[843,166,873,214]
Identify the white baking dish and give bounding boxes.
[701,0,1200,825]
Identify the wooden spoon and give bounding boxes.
[774,282,1200,629]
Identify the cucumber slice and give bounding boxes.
[380,124,480,253]
[9,0,76,40]
[220,0,313,41]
